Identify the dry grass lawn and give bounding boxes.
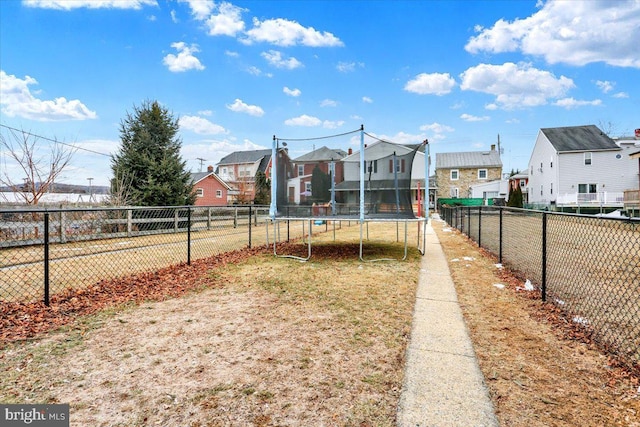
[1,219,639,426]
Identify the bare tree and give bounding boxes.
[0,127,76,205]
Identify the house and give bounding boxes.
[335,140,427,216]
[623,128,640,216]
[191,166,233,206]
[435,146,503,203]
[289,146,347,204]
[527,125,639,211]
[216,149,293,204]
[469,178,509,204]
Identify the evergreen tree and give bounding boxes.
[253,171,270,205]
[311,165,330,203]
[111,101,195,206]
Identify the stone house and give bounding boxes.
[435,146,503,202]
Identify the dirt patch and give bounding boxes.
[432,217,639,427]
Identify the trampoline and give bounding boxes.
[269,125,430,261]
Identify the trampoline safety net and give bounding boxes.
[270,126,426,220]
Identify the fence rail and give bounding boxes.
[440,205,640,374]
[0,205,319,304]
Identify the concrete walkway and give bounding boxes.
[397,221,499,427]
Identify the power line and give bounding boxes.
[0,123,111,157]
[276,127,361,142]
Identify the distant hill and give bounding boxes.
[0,182,110,194]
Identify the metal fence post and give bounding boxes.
[542,211,547,302]
[478,207,482,247]
[467,206,471,235]
[248,205,252,248]
[499,208,503,264]
[44,212,50,306]
[187,207,192,265]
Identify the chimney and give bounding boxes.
[207,165,214,173]
[491,144,496,151]
[348,148,353,155]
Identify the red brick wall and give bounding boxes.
[193,176,228,206]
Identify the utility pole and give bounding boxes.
[196,157,206,172]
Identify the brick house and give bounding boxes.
[191,166,233,206]
[217,149,293,204]
[435,146,503,202]
[290,146,347,204]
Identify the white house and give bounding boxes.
[335,140,426,215]
[469,179,509,203]
[527,125,639,210]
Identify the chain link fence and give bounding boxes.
[1,205,332,304]
[440,205,640,374]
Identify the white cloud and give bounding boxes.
[459,62,574,109]
[595,80,614,93]
[163,42,205,72]
[320,99,338,107]
[202,2,245,37]
[362,96,373,104]
[170,10,178,23]
[553,98,602,109]
[284,115,322,127]
[147,14,156,21]
[322,120,344,129]
[226,99,265,117]
[465,0,640,68]
[460,113,490,122]
[336,62,356,72]
[283,87,301,97]
[336,61,363,73]
[613,92,629,99]
[404,73,456,95]
[180,0,214,20]
[243,17,344,47]
[23,0,157,9]
[179,115,227,135]
[261,50,302,69]
[197,110,212,116]
[0,70,97,121]
[225,50,239,57]
[420,122,455,134]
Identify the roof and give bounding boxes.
[217,149,272,166]
[540,125,620,152]
[190,171,232,189]
[435,150,502,169]
[293,146,347,162]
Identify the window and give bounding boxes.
[578,183,597,194]
[550,161,553,168]
[478,169,488,179]
[540,185,543,196]
[216,190,222,198]
[550,183,553,195]
[221,167,227,175]
[450,169,459,180]
[520,180,526,188]
[388,158,405,173]
[298,165,304,176]
[584,152,592,165]
[305,182,312,192]
[450,187,459,198]
[368,160,377,174]
[196,188,204,197]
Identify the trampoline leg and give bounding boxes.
[274,219,313,262]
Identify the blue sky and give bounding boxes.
[1,0,639,187]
